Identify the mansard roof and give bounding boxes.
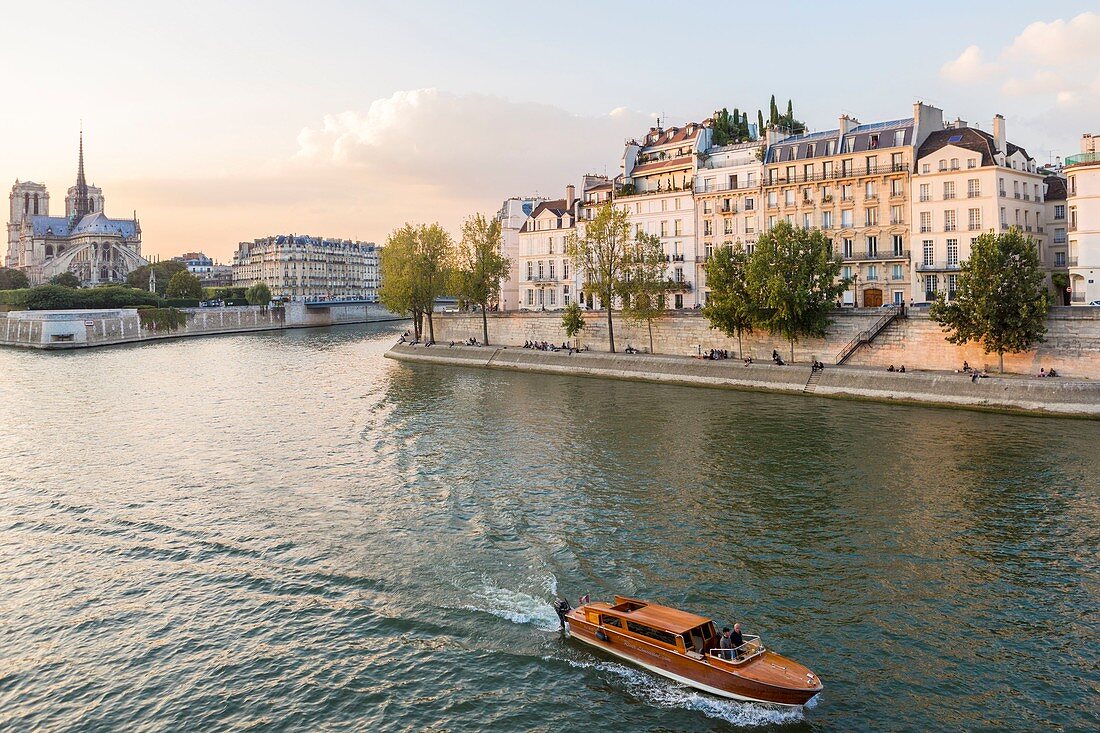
[1044,175,1067,201]
[519,198,572,233]
[767,118,913,164]
[917,127,1034,166]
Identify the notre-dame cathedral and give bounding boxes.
[6,132,145,285]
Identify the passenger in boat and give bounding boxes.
[732,623,744,658]
[719,627,735,660]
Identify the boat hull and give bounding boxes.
[565,613,819,707]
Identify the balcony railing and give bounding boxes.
[1065,151,1100,167]
[842,249,910,261]
[999,190,1007,197]
[916,262,962,272]
[968,191,980,198]
[764,163,908,186]
[694,180,760,194]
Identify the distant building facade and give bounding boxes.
[1066,133,1100,304]
[496,196,545,311]
[172,251,214,275]
[232,234,381,301]
[6,133,144,285]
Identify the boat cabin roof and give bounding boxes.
[595,597,713,634]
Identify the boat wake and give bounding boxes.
[459,575,562,632]
[559,657,810,727]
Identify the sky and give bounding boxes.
[1,0,1098,262]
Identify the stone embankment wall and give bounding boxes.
[0,302,399,349]
[426,310,884,363]
[386,344,1100,417]
[846,310,1100,378]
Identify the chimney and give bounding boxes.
[954,118,967,128]
[765,125,781,147]
[912,102,944,149]
[565,184,575,206]
[993,114,1006,154]
[839,115,858,136]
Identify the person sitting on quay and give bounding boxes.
[887,364,895,372]
[1039,368,1047,378]
[962,360,971,373]
[899,365,906,373]
[744,357,754,366]
[1049,368,1059,377]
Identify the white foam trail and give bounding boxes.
[461,576,561,632]
[560,658,808,727]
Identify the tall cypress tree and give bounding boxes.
[769,95,778,124]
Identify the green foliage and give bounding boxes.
[702,245,754,356]
[380,222,455,342]
[137,307,188,331]
[246,282,272,306]
[0,267,30,290]
[127,260,187,295]
[761,95,806,135]
[566,202,634,352]
[711,106,755,146]
[929,229,1049,371]
[49,272,82,288]
[204,286,247,300]
[619,232,669,353]
[21,284,160,310]
[757,110,765,136]
[746,222,847,359]
[166,270,203,299]
[561,301,585,341]
[455,213,509,345]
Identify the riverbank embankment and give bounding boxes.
[385,343,1100,417]
[0,302,401,350]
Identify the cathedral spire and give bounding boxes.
[73,125,90,222]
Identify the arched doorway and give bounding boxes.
[863,288,883,308]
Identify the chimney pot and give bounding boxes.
[993,114,1006,155]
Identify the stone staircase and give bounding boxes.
[803,369,822,394]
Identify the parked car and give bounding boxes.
[1089,300,1100,306]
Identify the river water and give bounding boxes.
[0,323,1097,732]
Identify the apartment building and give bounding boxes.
[764,104,942,306]
[911,115,1045,302]
[496,196,545,312]
[516,185,578,311]
[694,141,765,302]
[616,122,709,308]
[1044,174,1069,303]
[232,234,380,302]
[1066,133,1100,304]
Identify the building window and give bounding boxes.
[947,239,959,267]
[821,211,833,229]
[526,262,533,280]
[867,265,878,281]
[968,179,980,198]
[1054,204,1065,220]
[892,264,903,280]
[1055,252,1066,266]
[943,181,955,200]
[865,208,878,226]
[891,205,903,224]
[944,210,957,232]
[968,208,981,231]
[892,234,904,256]
[843,238,853,258]
[867,236,878,256]
[865,181,876,199]
[549,260,556,280]
[841,210,853,228]
[526,290,534,305]
[923,240,934,266]
[919,183,930,202]
[920,211,931,233]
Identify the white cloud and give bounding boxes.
[941,45,998,83]
[1002,70,1065,97]
[295,88,654,197]
[1006,12,1100,66]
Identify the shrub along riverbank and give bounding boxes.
[0,284,207,311]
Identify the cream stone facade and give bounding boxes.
[1044,174,1070,304]
[496,196,544,312]
[911,115,1045,302]
[764,103,944,307]
[693,141,765,301]
[516,187,578,311]
[232,235,380,302]
[615,122,709,308]
[1066,133,1100,304]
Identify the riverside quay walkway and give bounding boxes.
[385,343,1100,418]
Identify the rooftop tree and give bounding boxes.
[929,228,1049,372]
[566,202,633,352]
[455,213,509,345]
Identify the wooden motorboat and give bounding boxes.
[561,595,821,706]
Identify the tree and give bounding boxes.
[712,108,735,147]
[165,270,202,299]
[619,232,669,354]
[757,110,765,137]
[0,267,29,290]
[49,272,81,288]
[769,95,778,125]
[702,245,755,358]
[747,221,847,362]
[246,282,272,306]
[561,300,585,347]
[414,223,456,344]
[566,202,633,352]
[929,229,1049,372]
[127,260,187,295]
[380,225,424,339]
[455,213,509,345]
